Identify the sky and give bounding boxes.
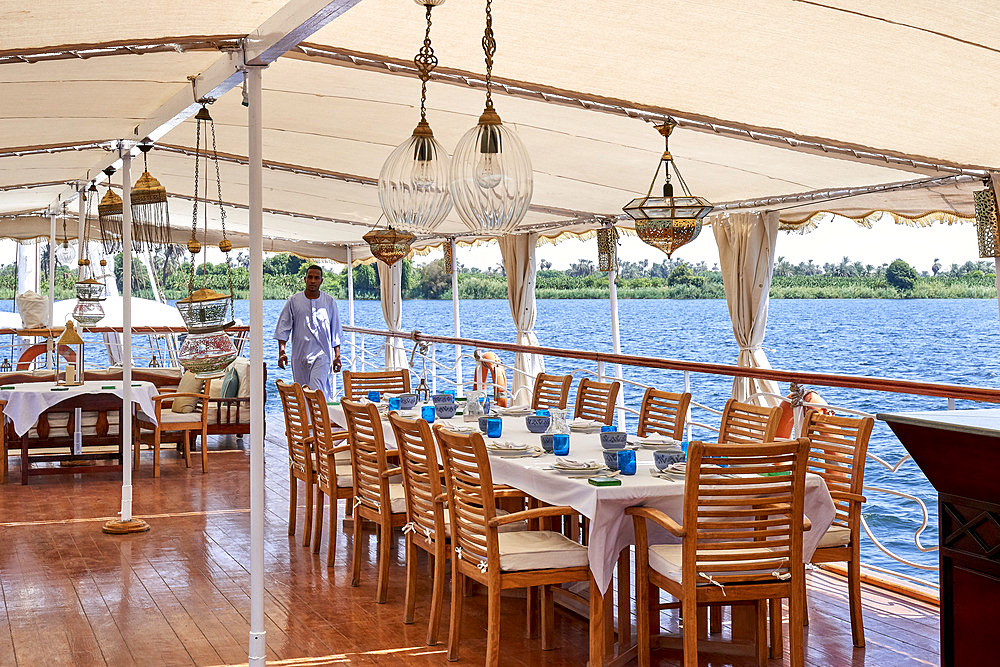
[1,214,988,277]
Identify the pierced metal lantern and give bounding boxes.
[623,120,713,258]
[176,288,237,378]
[974,185,1000,258]
[363,226,415,266]
[55,320,85,386]
[597,224,618,273]
[449,0,533,236]
[72,265,106,326]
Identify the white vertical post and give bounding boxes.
[995,257,1000,338]
[431,343,437,393]
[608,269,625,428]
[683,370,692,442]
[450,238,462,396]
[120,148,134,521]
[347,245,356,371]
[78,186,87,270]
[247,64,267,667]
[47,211,57,368]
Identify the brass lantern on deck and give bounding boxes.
[175,105,238,378]
[55,320,85,386]
[623,119,713,258]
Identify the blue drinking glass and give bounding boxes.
[617,449,637,475]
[421,404,436,424]
[680,440,689,457]
[367,390,381,402]
[443,389,456,399]
[388,397,401,411]
[553,433,570,456]
[535,409,550,417]
[601,425,615,433]
[486,417,502,438]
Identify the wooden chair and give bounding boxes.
[341,398,408,603]
[433,425,596,665]
[626,438,810,667]
[134,385,209,478]
[387,412,450,645]
[302,385,353,568]
[802,411,874,647]
[276,380,317,548]
[637,387,692,439]
[573,377,621,425]
[342,369,410,401]
[530,373,573,410]
[718,398,782,444]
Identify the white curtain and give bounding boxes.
[713,211,781,405]
[377,260,408,370]
[499,232,544,405]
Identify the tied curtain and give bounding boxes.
[377,259,408,370]
[499,232,544,405]
[713,211,781,406]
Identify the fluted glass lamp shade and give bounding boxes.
[378,123,453,232]
[56,241,76,267]
[450,110,533,236]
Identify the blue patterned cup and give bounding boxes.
[421,404,436,424]
[367,390,381,402]
[653,449,685,471]
[432,393,454,405]
[486,417,502,438]
[603,449,622,471]
[553,433,570,456]
[525,415,551,433]
[540,434,555,453]
[617,449,637,475]
[435,402,458,419]
[399,393,419,410]
[600,431,628,449]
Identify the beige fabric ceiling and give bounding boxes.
[0,0,996,259]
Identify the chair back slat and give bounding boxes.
[637,387,692,439]
[389,413,446,542]
[531,373,573,410]
[802,412,873,528]
[718,398,781,443]
[683,439,808,584]
[573,377,621,425]
[277,380,313,477]
[434,425,498,569]
[342,370,411,401]
[302,385,339,493]
[341,398,394,513]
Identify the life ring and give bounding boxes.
[776,389,833,438]
[16,343,77,371]
[474,351,509,408]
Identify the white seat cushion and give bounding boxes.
[648,544,789,583]
[138,410,203,425]
[389,483,406,513]
[336,472,353,488]
[817,525,852,548]
[497,530,588,572]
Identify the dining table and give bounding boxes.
[329,401,837,664]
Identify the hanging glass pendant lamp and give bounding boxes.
[97,166,123,254]
[73,184,106,326]
[56,208,76,268]
[449,0,532,236]
[130,138,171,251]
[176,105,238,378]
[623,119,713,258]
[378,0,452,233]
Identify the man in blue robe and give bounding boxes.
[274,265,344,397]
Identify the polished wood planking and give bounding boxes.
[0,415,938,666]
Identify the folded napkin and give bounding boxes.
[553,459,599,469]
[444,424,477,433]
[493,406,532,416]
[638,434,680,445]
[569,419,601,430]
[487,440,528,451]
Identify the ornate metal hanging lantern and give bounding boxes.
[378,0,452,233]
[176,105,238,378]
[97,166,123,254]
[130,138,171,251]
[72,184,106,326]
[623,120,713,258]
[449,0,532,236]
[974,179,1000,258]
[597,221,619,273]
[363,218,416,266]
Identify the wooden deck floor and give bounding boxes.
[0,416,939,666]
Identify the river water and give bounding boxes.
[8,297,999,582]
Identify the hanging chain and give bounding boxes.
[482,0,496,111]
[188,112,202,294]
[413,3,439,124]
[209,115,235,317]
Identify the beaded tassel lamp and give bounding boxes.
[378,0,452,234]
[130,138,171,252]
[176,105,237,378]
[97,166,123,254]
[449,0,532,236]
[72,183,106,326]
[623,120,713,258]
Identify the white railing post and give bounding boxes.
[431,342,437,393]
[450,238,462,397]
[346,245,356,371]
[683,370,692,442]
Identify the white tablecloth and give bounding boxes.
[0,381,159,436]
[328,405,836,594]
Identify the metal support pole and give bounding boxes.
[450,238,462,396]
[47,210,56,368]
[247,64,267,667]
[431,343,437,393]
[347,245,356,371]
[608,269,626,428]
[683,370,692,442]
